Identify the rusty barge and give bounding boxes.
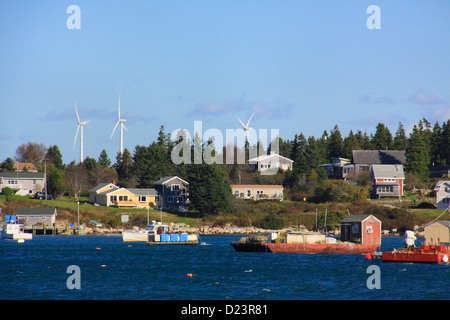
[231,214,381,254]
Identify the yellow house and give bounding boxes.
[88,183,158,208]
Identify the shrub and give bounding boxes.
[1,187,15,196]
[260,214,285,230]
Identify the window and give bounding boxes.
[110,195,117,202]
[444,198,450,204]
[234,190,239,196]
[352,224,359,233]
[177,196,184,203]
[247,190,251,197]
[171,184,180,191]
[139,196,147,202]
[33,179,36,185]
[155,196,160,202]
[167,196,174,202]
[377,186,393,193]
[366,226,373,233]
[359,165,369,172]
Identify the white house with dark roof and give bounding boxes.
[370,164,405,198]
[248,152,294,175]
[434,180,450,209]
[0,172,46,196]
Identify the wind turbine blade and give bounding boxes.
[246,113,255,127]
[110,121,119,139]
[118,94,121,119]
[75,102,80,123]
[73,125,80,149]
[237,117,246,128]
[122,123,128,131]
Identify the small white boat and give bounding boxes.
[1,223,32,241]
[122,221,169,242]
[122,220,198,245]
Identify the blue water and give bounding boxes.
[1,235,449,300]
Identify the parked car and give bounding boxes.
[33,192,55,200]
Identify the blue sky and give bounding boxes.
[0,1,449,164]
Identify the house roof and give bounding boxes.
[425,220,450,229]
[231,184,284,189]
[16,208,57,216]
[434,180,450,191]
[0,172,45,179]
[13,162,37,172]
[88,183,117,193]
[371,164,405,179]
[340,214,380,223]
[352,150,406,165]
[98,187,131,196]
[153,176,189,185]
[127,188,159,196]
[248,153,294,163]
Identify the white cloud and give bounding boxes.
[411,92,442,105]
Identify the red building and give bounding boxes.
[370,164,405,198]
[340,215,382,246]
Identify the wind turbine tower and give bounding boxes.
[237,112,255,143]
[73,102,90,163]
[110,94,128,155]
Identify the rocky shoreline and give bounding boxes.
[78,222,424,237]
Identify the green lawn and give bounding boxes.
[0,195,199,228]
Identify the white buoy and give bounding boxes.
[442,255,448,263]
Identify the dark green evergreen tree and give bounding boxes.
[186,163,231,216]
[392,122,409,150]
[98,149,111,167]
[114,148,133,183]
[327,125,344,158]
[406,125,430,179]
[343,130,361,159]
[371,123,392,150]
[46,145,64,170]
[1,157,15,172]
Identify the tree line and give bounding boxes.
[1,118,449,215]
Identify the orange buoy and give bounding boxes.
[187,273,194,277]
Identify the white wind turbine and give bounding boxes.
[110,94,128,155]
[73,102,90,163]
[237,112,255,143]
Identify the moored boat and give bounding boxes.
[122,224,156,242]
[1,223,32,241]
[380,221,450,263]
[231,214,382,254]
[122,220,198,245]
[381,245,450,263]
[231,232,379,254]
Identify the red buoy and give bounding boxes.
[366,252,373,260]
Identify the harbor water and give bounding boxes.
[1,235,449,300]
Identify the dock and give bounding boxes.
[23,225,74,235]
